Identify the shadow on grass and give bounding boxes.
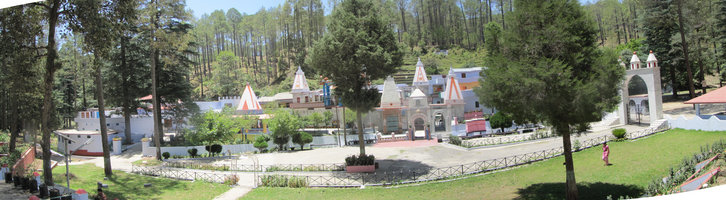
[99,172,184,200]
[515,182,643,200]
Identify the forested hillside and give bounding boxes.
[1,0,726,135]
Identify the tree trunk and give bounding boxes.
[150,0,162,160]
[9,96,18,153]
[95,57,113,177]
[356,111,365,156]
[557,124,578,200]
[41,0,62,187]
[676,0,695,99]
[500,0,505,30]
[121,36,133,144]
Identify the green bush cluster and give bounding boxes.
[162,152,170,159]
[645,139,726,196]
[612,128,627,139]
[187,148,198,158]
[345,154,375,166]
[253,135,270,152]
[260,175,308,188]
[449,135,462,145]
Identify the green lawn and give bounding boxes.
[242,129,726,200]
[52,164,230,200]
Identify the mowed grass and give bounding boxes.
[242,129,726,200]
[52,164,230,200]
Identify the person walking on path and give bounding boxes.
[602,142,610,166]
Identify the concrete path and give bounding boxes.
[212,185,253,200]
[0,181,32,200]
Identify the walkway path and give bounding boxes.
[0,181,32,200]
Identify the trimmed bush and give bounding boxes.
[162,152,170,160]
[253,139,268,152]
[449,135,462,146]
[292,132,313,150]
[210,144,223,156]
[345,154,375,166]
[612,128,627,139]
[187,148,198,158]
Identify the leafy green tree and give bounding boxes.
[306,112,325,128]
[0,5,44,154]
[475,1,624,199]
[309,0,403,155]
[188,108,241,145]
[269,109,303,150]
[292,132,313,150]
[323,111,334,127]
[489,112,512,132]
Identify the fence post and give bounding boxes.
[461,165,464,175]
[504,157,508,167]
[413,171,417,181]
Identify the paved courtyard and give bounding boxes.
[233,124,651,170]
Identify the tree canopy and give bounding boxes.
[475,0,624,199]
[308,0,403,155]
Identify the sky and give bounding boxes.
[186,0,287,19]
[186,0,595,20]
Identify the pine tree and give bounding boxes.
[641,0,679,97]
[308,0,403,155]
[475,1,624,199]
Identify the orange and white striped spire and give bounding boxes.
[413,57,428,84]
[291,66,310,93]
[238,83,262,112]
[443,68,463,104]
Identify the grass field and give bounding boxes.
[242,129,726,200]
[52,164,230,199]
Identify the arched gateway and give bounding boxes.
[617,51,663,125]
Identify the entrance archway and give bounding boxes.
[616,52,663,125]
[414,118,425,131]
[434,113,446,132]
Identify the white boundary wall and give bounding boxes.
[665,115,726,131]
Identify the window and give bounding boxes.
[461,73,467,78]
[297,97,300,103]
[475,101,480,108]
[87,135,91,138]
[416,100,421,106]
[116,123,119,126]
[305,96,309,103]
[107,123,110,127]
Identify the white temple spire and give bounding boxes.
[291,66,310,93]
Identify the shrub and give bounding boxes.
[210,144,223,156]
[253,138,268,152]
[288,176,308,188]
[612,128,627,139]
[162,152,170,160]
[345,154,375,166]
[260,175,289,187]
[187,148,198,158]
[292,132,313,150]
[449,135,462,146]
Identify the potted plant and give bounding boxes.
[345,154,375,173]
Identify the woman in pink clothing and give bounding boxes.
[602,142,610,166]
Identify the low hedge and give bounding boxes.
[612,128,626,139]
